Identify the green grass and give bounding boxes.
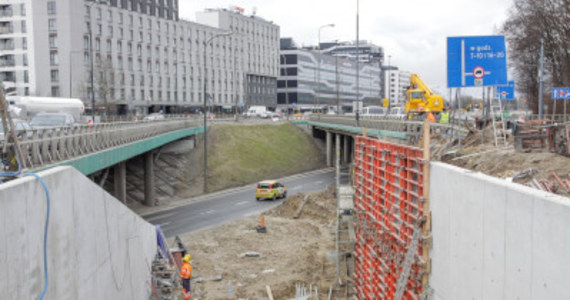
[207,123,325,191]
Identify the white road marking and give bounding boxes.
[235,201,249,206]
[315,180,323,184]
[158,221,171,227]
[200,210,215,215]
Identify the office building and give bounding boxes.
[0,1,279,114]
[278,38,382,111]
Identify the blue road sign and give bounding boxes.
[552,88,570,99]
[447,35,508,88]
[497,81,515,100]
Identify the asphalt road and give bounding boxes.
[144,168,348,237]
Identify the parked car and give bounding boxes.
[387,107,406,119]
[360,106,387,116]
[30,112,76,129]
[245,106,268,117]
[256,180,287,201]
[0,118,33,142]
[144,112,165,121]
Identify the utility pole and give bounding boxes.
[355,0,360,125]
[538,39,544,119]
[335,56,340,115]
[89,23,95,122]
[281,54,290,120]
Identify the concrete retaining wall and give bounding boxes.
[0,167,156,299]
[430,162,570,300]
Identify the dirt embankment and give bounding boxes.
[177,186,345,299]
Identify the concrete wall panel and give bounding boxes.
[430,162,570,300]
[0,167,156,299]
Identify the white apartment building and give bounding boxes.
[384,68,411,108]
[0,1,279,114]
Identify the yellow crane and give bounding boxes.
[404,73,444,116]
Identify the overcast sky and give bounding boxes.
[179,0,513,95]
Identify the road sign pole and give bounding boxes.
[538,39,544,119]
[461,40,466,86]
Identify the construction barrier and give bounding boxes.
[353,136,425,299]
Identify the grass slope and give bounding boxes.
[207,123,325,192]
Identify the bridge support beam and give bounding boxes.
[144,152,154,206]
[114,162,127,203]
[343,135,351,165]
[326,131,332,167]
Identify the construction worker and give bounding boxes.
[181,254,192,300]
[439,108,450,124]
[426,110,436,122]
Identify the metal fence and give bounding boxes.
[5,117,201,170]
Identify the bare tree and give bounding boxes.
[502,0,570,113]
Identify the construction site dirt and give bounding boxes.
[173,185,352,299]
[436,126,570,197]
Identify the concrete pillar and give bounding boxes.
[335,134,341,168]
[326,131,332,167]
[343,135,351,165]
[114,161,127,203]
[144,152,154,206]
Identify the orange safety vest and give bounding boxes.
[181,262,192,279]
[426,112,436,122]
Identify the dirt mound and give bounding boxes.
[176,186,344,299]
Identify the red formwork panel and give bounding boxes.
[353,136,425,300]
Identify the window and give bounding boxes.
[23,54,27,66]
[22,37,27,50]
[48,19,57,31]
[50,70,59,82]
[96,8,101,20]
[118,56,123,68]
[50,51,58,65]
[20,3,25,16]
[51,86,60,97]
[118,13,123,24]
[95,38,100,51]
[96,24,102,35]
[24,70,29,83]
[106,39,111,52]
[84,5,90,17]
[47,2,56,15]
[21,20,26,33]
[107,10,112,21]
[49,35,57,48]
[108,26,113,37]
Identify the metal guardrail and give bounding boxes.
[4,117,202,171]
[308,115,471,141]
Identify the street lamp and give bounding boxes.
[387,54,391,110]
[281,54,290,120]
[317,23,334,115]
[355,0,360,125]
[203,31,232,193]
[88,24,95,123]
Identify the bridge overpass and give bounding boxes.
[3,115,468,205]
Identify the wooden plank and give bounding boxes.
[421,119,431,289]
[266,285,274,300]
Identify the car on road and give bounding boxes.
[256,180,287,201]
[144,112,165,121]
[0,118,33,142]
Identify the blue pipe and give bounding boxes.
[23,173,50,300]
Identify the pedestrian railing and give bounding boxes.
[5,117,201,170]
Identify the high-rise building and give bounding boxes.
[384,67,411,107]
[0,1,279,114]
